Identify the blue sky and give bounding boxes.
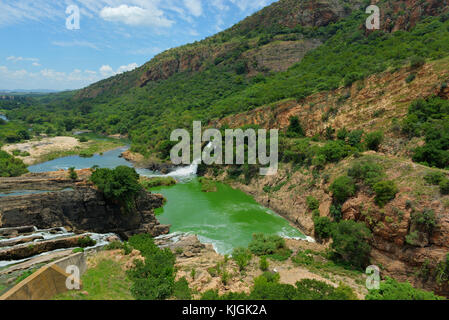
[0,0,276,91]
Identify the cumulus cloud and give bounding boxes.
[0,62,139,90]
[183,0,203,17]
[100,63,138,77]
[99,4,174,27]
[229,0,271,11]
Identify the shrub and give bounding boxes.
[320,140,349,163]
[140,177,176,189]
[366,277,443,300]
[347,130,364,148]
[90,166,142,212]
[306,196,320,211]
[68,167,78,180]
[248,234,291,261]
[373,180,399,207]
[313,216,333,240]
[410,56,425,69]
[440,178,449,195]
[411,209,437,234]
[259,256,269,271]
[364,131,384,151]
[286,116,305,138]
[330,176,356,204]
[330,220,372,269]
[405,73,416,84]
[424,171,445,185]
[77,236,96,248]
[127,234,176,300]
[435,254,449,285]
[232,247,252,271]
[173,277,192,300]
[348,160,384,187]
[0,150,28,177]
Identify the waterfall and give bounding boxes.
[165,142,213,178]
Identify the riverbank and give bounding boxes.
[1,136,125,165]
[55,233,368,300]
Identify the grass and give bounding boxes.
[140,176,177,189]
[54,258,134,300]
[198,177,217,192]
[292,249,364,280]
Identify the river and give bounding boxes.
[27,146,306,254]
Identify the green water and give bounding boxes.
[153,179,305,254]
[27,141,306,254]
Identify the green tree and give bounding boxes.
[330,176,356,204]
[90,166,142,212]
[330,220,372,269]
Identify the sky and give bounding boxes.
[0,0,277,91]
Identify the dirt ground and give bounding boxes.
[2,136,81,165]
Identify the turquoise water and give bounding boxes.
[27,146,305,254]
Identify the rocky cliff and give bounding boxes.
[0,172,170,240]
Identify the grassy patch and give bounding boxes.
[140,176,177,189]
[55,259,134,300]
[198,177,217,192]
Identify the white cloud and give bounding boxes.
[229,0,271,11]
[100,65,114,77]
[183,0,202,17]
[32,62,41,67]
[100,63,138,77]
[6,56,39,63]
[100,4,174,27]
[52,40,99,50]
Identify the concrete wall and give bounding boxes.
[0,252,86,300]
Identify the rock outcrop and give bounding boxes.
[0,173,170,240]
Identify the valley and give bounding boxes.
[1,0,449,302]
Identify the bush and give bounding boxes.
[424,171,446,185]
[348,160,384,187]
[140,177,177,189]
[411,209,437,234]
[330,220,372,269]
[0,150,28,177]
[347,130,364,147]
[320,140,350,163]
[410,56,425,69]
[77,236,96,248]
[173,277,192,300]
[306,196,320,211]
[440,178,449,195]
[286,116,305,138]
[68,167,78,180]
[313,216,333,240]
[373,180,399,207]
[127,234,176,300]
[330,176,356,204]
[405,73,416,84]
[259,256,269,271]
[248,234,291,261]
[90,166,142,212]
[232,247,252,271]
[366,277,443,300]
[364,131,384,151]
